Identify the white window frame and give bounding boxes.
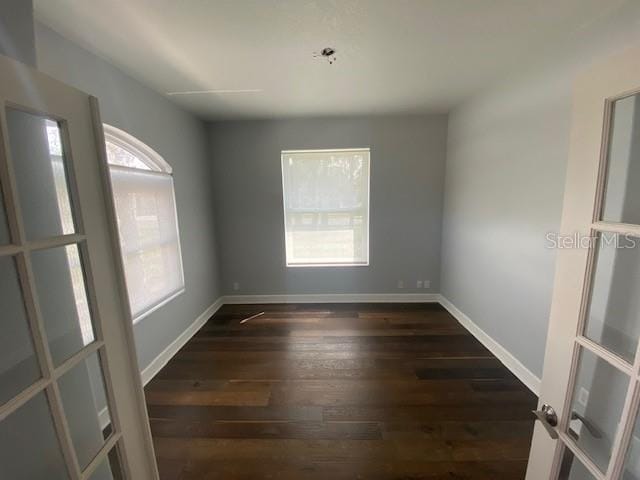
[103,124,185,323]
[280,147,371,268]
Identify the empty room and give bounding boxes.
[2,0,640,479]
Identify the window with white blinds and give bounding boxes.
[104,125,184,321]
[281,148,370,267]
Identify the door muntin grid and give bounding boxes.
[0,179,10,244]
[6,109,77,241]
[0,391,70,479]
[30,243,97,365]
[558,444,599,480]
[0,254,41,405]
[565,344,629,471]
[0,105,127,479]
[581,232,640,363]
[552,89,640,480]
[89,446,125,480]
[58,350,115,470]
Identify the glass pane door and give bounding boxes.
[0,108,126,479]
[552,91,640,480]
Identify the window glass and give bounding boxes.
[0,393,69,479]
[105,141,151,170]
[601,93,640,225]
[7,109,75,240]
[104,125,184,320]
[0,255,41,405]
[281,149,370,266]
[31,244,95,365]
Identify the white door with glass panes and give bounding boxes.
[526,45,640,479]
[0,54,158,478]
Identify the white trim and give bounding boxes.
[286,262,370,268]
[280,148,371,268]
[139,297,224,385]
[438,295,541,395]
[282,147,370,154]
[222,293,440,304]
[103,123,172,173]
[108,164,174,178]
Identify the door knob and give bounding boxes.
[533,403,558,439]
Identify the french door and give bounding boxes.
[0,54,158,478]
[526,45,640,479]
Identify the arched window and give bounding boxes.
[104,124,184,321]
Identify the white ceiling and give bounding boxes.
[34,0,634,120]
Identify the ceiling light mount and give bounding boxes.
[314,47,337,65]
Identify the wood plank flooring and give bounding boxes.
[145,303,537,480]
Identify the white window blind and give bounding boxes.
[104,125,184,320]
[281,148,370,267]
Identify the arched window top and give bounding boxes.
[103,124,172,174]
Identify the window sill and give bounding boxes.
[132,288,185,325]
[286,262,370,268]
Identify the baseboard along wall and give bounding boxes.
[140,297,225,386]
[438,295,541,395]
[222,293,440,304]
[135,292,541,397]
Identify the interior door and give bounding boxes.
[0,54,158,478]
[526,45,640,479]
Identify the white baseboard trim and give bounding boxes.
[438,295,541,396]
[139,297,225,386]
[222,293,440,304]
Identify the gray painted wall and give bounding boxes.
[441,69,570,377]
[0,0,36,66]
[35,24,221,370]
[209,115,447,296]
[440,4,640,378]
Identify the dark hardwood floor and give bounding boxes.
[145,303,537,480]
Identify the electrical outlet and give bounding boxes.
[578,387,589,407]
[424,280,430,289]
[416,280,423,288]
[397,280,404,289]
[233,281,240,291]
